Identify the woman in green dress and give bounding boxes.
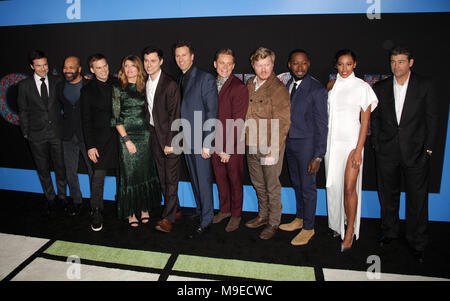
[112,55,161,227]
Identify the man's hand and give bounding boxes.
[201,147,211,159]
[164,146,173,156]
[88,148,100,163]
[307,158,321,174]
[219,152,230,163]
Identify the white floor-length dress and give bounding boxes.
[324,72,378,240]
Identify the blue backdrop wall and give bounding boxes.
[0,0,449,221]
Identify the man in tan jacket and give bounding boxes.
[244,47,291,240]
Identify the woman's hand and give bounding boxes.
[88,148,99,163]
[126,140,137,154]
[351,148,362,169]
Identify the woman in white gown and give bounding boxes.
[325,49,378,251]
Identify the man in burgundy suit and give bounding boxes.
[211,48,249,232]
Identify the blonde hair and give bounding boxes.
[118,55,146,92]
[250,47,275,66]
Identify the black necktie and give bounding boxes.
[290,82,298,100]
[40,77,49,105]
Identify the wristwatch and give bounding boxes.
[314,157,323,162]
[426,150,432,156]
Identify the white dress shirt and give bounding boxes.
[146,70,161,126]
[33,73,49,96]
[393,72,411,124]
[289,79,302,95]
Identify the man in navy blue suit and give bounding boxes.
[280,49,328,246]
[173,41,218,238]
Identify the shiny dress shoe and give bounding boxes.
[175,211,183,221]
[379,235,395,247]
[259,225,278,240]
[413,250,425,264]
[245,216,268,229]
[155,219,172,233]
[187,225,211,239]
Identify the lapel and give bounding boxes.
[288,74,311,104]
[183,66,197,97]
[152,71,166,120]
[385,77,398,126]
[398,73,416,127]
[219,75,233,99]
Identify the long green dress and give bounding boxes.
[111,83,161,220]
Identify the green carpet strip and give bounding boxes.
[44,241,171,269]
[173,255,316,281]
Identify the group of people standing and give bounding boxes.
[17,43,437,263]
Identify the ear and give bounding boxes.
[213,61,217,69]
[409,58,414,68]
[30,64,35,71]
[90,67,94,74]
[160,58,164,66]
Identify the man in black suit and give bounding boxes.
[57,56,92,215]
[142,46,181,233]
[371,46,439,262]
[17,50,67,215]
[80,54,119,231]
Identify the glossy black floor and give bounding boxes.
[1,189,449,280]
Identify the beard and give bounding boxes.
[64,70,80,82]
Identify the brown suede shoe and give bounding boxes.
[259,224,278,240]
[225,216,241,232]
[291,229,315,246]
[213,211,232,224]
[245,216,268,229]
[155,219,172,233]
[279,218,303,231]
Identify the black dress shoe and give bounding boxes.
[187,225,210,239]
[379,235,395,246]
[413,250,425,263]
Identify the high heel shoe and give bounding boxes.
[340,235,355,253]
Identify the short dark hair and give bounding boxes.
[334,49,357,65]
[288,49,309,62]
[28,50,47,65]
[87,53,107,68]
[173,40,194,55]
[142,46,164,60]
[214,48,235,62]
[63,56,81,67]
[389,45,413,61]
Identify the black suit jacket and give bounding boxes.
[371,72,439,167]
[145,71,181,152]
[17,74,63,141]
[57,78,87,141]
[79,77,119,170]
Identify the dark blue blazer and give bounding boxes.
[286,74,328,158]
[179,66,218,152]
